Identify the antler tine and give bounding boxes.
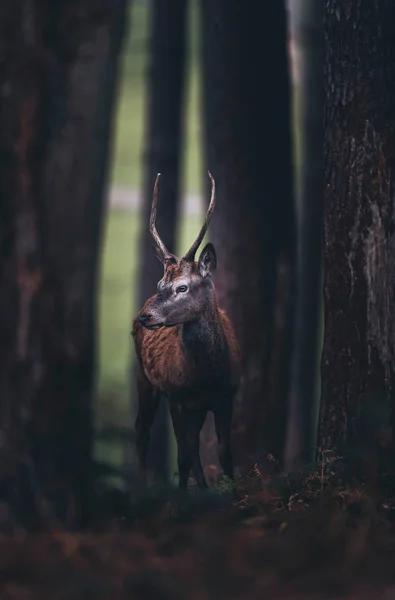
[182,171,216,262]
[150,173,176,265]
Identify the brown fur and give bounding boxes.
[133,295,240,394]
[132,258,241,491]
[133,173,239,491]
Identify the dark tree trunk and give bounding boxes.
[284,0,324,471]
[200,0,296,471]
[319,0,395,479]
[133,0,188,482]
[0,0,127,526]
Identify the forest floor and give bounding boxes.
[2,464,395,599]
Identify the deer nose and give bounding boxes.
[138,314,151,326]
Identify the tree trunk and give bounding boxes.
[319,0,395,479]
[0,0,127,526]
[283,0,324,471]
[200,0,296,471]
[133,0,188,482]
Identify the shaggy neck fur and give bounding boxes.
[180,287,225,364]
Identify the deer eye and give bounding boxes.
[176,284,188,293]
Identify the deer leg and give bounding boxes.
[214,401,234,481]
[135,377,161,484]
[171,405,207,492]
[190,409,208,491]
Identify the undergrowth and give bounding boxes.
[1,454,395,599]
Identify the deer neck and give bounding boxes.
[180,294,225,360]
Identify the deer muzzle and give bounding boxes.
[138,313,164,330]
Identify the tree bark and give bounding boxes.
[0,0,127,525]
[319,0,395,477]
[200,0,296,471]
[284,0,324,471]
[133,0,188,482]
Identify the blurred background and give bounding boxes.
[96,0,304,485]
[0,0,323,518]
[96,0,207,483]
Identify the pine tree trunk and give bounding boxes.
[319,0,395,478]
[133,0,188,482]
[0,0,127,525]
[284,0,324,471]
[200,0,296,470]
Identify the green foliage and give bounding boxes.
[215,474,238,494]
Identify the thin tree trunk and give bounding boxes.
[284,0,324,472]
[319,0,395,481]
[200,0,296,471]
[133,0,188,483]
[0,0,127,525]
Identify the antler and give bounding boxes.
[182,171,216,262]
[150,173,177,265]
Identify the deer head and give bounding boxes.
[138,172,217,330]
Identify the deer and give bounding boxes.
[132,172,241,492]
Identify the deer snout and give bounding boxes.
[138,313,164,330]
[138,314,151,326]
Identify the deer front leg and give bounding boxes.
[214,400,234,481]
[170,404,207,492]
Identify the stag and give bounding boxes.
[132,172,240,491]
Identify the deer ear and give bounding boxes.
[198,242,217,277]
